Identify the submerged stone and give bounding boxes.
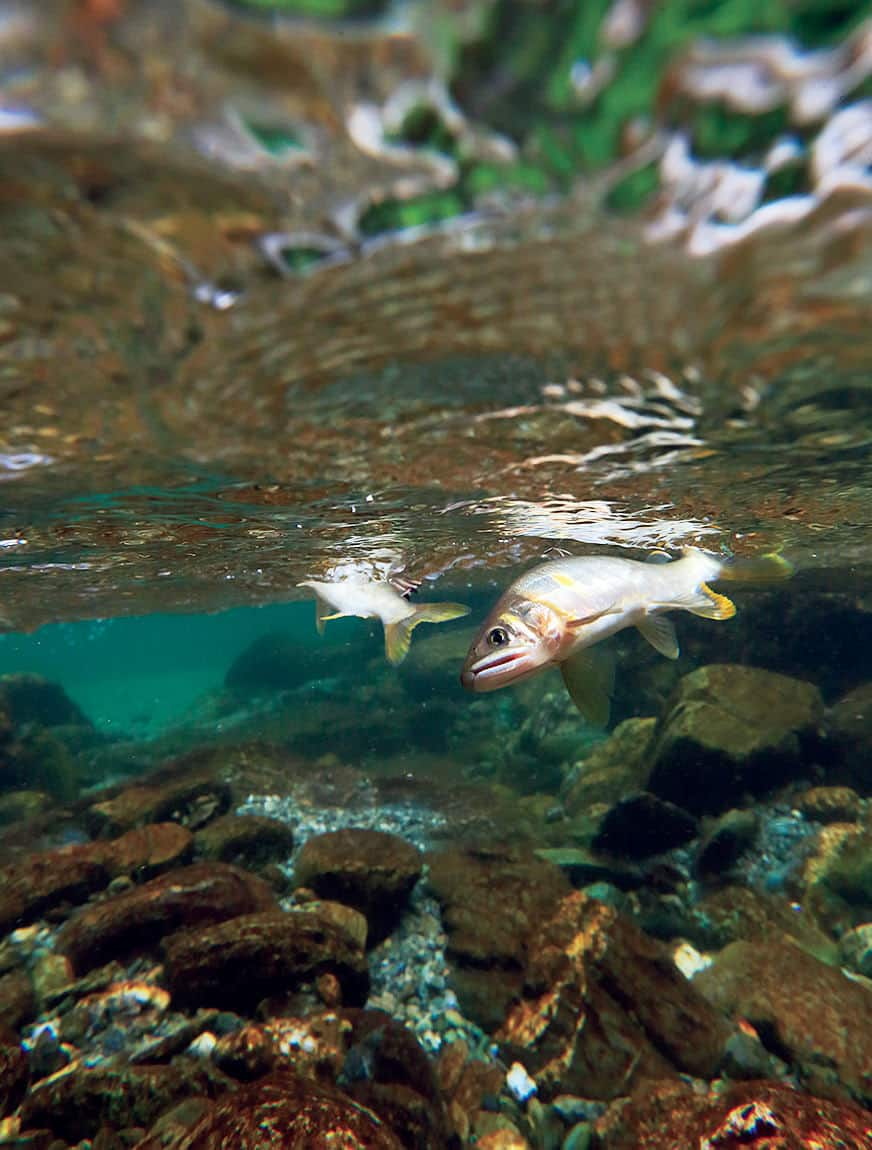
[86,769,233,837]
[19,1060,232,1144]
[694,808,759,878]
[427,846,572,1030]
[59,862,277,973]
[163,908,369,1011]
[497,890,731,1099]
[194,813,295,869]
[694,938,872,1106]
[593,1079,872,1149]
[136,1071,404,1149]
[592,792,698,859]
[829,681,872,794]
[646,665,825,814]
[294,829,422,946]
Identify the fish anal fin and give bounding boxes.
[384,602,470,665]
[559,645,615,727]
[637,614,680,659]
[689,583,736,620]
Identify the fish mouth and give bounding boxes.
[460,650,540,691]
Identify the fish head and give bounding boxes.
[461,597,563,692]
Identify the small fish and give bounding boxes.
[460,548,791,725]
[299,577,469,665]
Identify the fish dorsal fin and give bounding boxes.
[636,613,679,659]
[384,602,470,665]
[559,645,615,727]
[645,549,673,565]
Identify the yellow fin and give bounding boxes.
[688,583,736,621]
[559,645,615,726]
[717,551,795,584]
[384,602,470,665]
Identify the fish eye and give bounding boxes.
[487,626,510,647]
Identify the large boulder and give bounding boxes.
[294,830,423,946]
[497,891,732,1100]
[645,665,824,814]
[828,681,872,793]
[694,938,872,1106]
[594,1079,872,1150]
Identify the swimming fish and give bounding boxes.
[299,576,469,665]
[460,548,791,725]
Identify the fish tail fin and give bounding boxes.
[687,583,737,620]
[383,602,470,665]
[716,550,795,584]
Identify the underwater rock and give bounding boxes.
[803,824,872,932]
[562,718,656,818]
[294,830,423,946]
[426,846,572,1030]
[59,862,277,973]
[497,890,731,1099]
[592,792,698,858]
[646,665,825,814]
[213,1012,350,1083]
[797,785,862,823]
[340,1009,457,1150]
[695,938,872,1106]
[194,813,294,869]
[18,1059,233,1144]
[163,908,369,1012]
[86,769,232,837]
[0,674,91,730]
[828,682,872,793]
[0,1025,29,1117]
[0,969,36,1030]
[694,808,760,878]
[593,1078,872,1149]
[224,632,354,694]
[0,847,110,935]
[0,791,53,828]
[839,923,872,978]
[136,1070,404,1149]
[689,885,837,963]
[99,822,194,879]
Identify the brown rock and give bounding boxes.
[0,1027,29,1117]
[562,718,657,817]
[18,1059,233,1143]
[427,846,572,1030]
[594,1079,872,1149]
[294,830,422,946]
[100,823,194,878]
[691,885,837,963]
[695,939,872,1105]
[797,785,862,823]
[0,968,36,1029]
[498,891,731,1100]
[0,847,109,934]
[194,814,294,868]
[140,1070,404,1149]
[340,1011,456,1150]
[214,1013,349,1083]
[829,681,872,793]
[646,665,824,814]
[163,908,369,1011]
[59,862,277,973]
[86,773,232,837]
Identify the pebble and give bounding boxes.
[506,1061,538,1103]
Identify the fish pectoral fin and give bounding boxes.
[384,602,470,665]
[636,613,680,659]
[565,607,618,631]
[559,645,615,727]
[298,584,335,636]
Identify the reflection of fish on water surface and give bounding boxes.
[461,548,793,725]
[298,566,469,665]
